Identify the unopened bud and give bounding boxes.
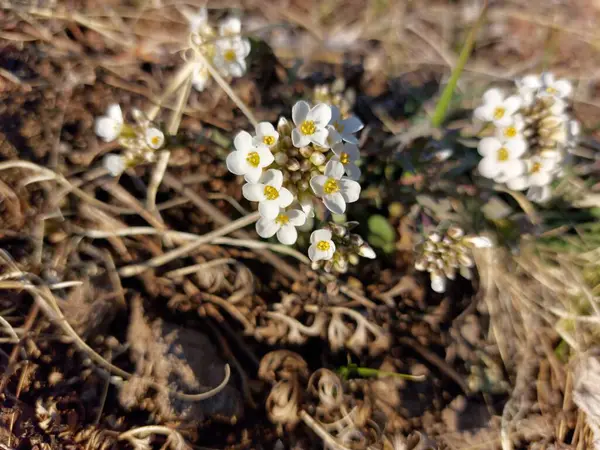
[299,146,313,158]
[287,159,300,171]
[358,244,376,259]
[310,152,326,166]
[275,152,289,165]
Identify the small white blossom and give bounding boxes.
[253,122,279,148]
[539,73,573,99]
[477,137,526,182]
[219,17,242,37]
[495,115,526,142]
[242,169,294,219]
[226,131,274,183]
[331,142,361,180]
[103,154,125,176]
[326,106,363,145]
[310,160,361,215]
[95,104,123,142]
[255,208,306,245]
[517,74,542,106]
[308,229,336,262]
[192,62,210,92]
[144,127,165,150]
[474,88,522,127]
[291,101,331,148]
[214,38,251,78]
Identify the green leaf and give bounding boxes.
[368,215,396,248]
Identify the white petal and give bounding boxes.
[287,210,306,226]
[307,104,332,126]
[323,192,346,214]
[478,157,500,179]
[329,105,341,124]
[474,105,494,122]
[292,101,310,126]
[554,79,572,98]
[103,154,125,176]
[106,104,123,123]
[324,160,345,179]
[145,128,164,149]
[530,171,553,186]
[430,273,447,293]
[506,175,529,191]
[478,137,501,157]
[465,236,493,248]
[342,116,364,134]
[527,185,551,203]
[482,88,503,106]
[234,131,253,152]
[256,146,274,168]
[500,160,526,178]
[219,17,241,35]
[541,72,556,87]
[277,224,298,245]
[309,128,329,147]
[256,122,276,137]
[228,60,246,78]
[311,229,332,244]
[262,169,283,189]
[358,246,376,259]
[344,163,361,180]
[226,151,248,176]
[503,96,522,114]
[259,201,281,220]
[310,175,327,196]
[256,217,280,238]
[343,143,360,160]
[242,183,266,202]
[291,128,310,148]
[326,126,343,147]
[506,139,527,158]
[520,75,542,89]
[95,117,121,142]
[339,179,361,203]
[244,167,263,183]
[277,188,294,208]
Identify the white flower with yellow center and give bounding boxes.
[310,160,361,215]
[508,155,558,191]
[495,115,525,142]
[539,73,573,99]
[291,101,331,148]
[474,88,522,127]
[308,229,336,262]
[144,127,165,150]
[331,142,361,180]
[226,131,274,183]
[214,38,251,78]
[192,62,210,92]
[95,104,123,142]
[253,122,279,148]
[326,106,364,145]
[242,169,294,219]
[477,137,526,181]
[255,208,306,245]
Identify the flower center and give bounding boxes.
[323,178,339,194]
[300,120,316,135]
[264,185,279,200]
[224,49,237,62]
[246,151,260,167]
[275,213,289,225]
[334,121,345,133]
[340,152,350,165]
[497,147,509,162]
[263,135,275,146]
[493,107,505,120]
[504,126,517,138]
[151,136,161,147]
[546,87,557,95]
[317,240,330,251]
[531,162,542,173]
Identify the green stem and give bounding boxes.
[430,2,488,128]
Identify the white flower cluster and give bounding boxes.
[226,100,374,267]
[414,226,492,293]
[474,73,579,203]
[95,104,165,176]
[183,9,251,91]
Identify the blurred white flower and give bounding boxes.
[214,38,251,78]
[219,16,242,37]
[310,160,361,214]
[474,88,522,127]
[95,104,123,142]
[103,154,125,176]
[183,7,210,34]
[226,131,274,183]
[477,137,526,182]
[308,229,336,262]
[254,122,279,148]
[326,106,364,145]
[144,127,165,150]
[331,142,361,180]
[256,208,306,245]
[540,72,573,99]
[495,115,526,141]
[291,101,331,148]
[527,185,551,203]
[192,62,210,92]
[242,169,294,219]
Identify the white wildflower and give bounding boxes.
[255,208,306,245]
[308,229,336,262]
[214,38,251,78]
[242,169,294,219]
[253,122,279,148]
[219,16,242,37]
[103,154,125,176]
[495,115,526,141]
[310,160,361,215]
[326,106,363,145]
[477,136,526,182]
[474,88,522,127]
[192,62,210,92]
[540,72,573,99]
[95,104,123,142]
[144,127,165,150]
[331,142,361,180]
[291,101,331,148]
[226,131,274,183]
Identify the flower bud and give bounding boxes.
[275,152,289,165]
[330,223,347,237]
[310,152,326,166]
[299,146,313,158]
[348,254,360,265]
[446,226,464,240]
[287,159,300,171]
[358,244,376,259]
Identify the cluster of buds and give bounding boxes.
[95,105,165,176]
[308,222,375,274]
[414,226,492,293]
[312,79,354,120]
[226,100,374,267]
[474,73,579,203]
[183,8,251,91]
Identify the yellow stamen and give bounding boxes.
[335,121,345,133]
[151,136,161,147]
[493,107,505,120]
[264,185,279,200]
[263,135,275,146]
[497,147,509,162]
[546,87,558,95]
[339,152,350,165]
[224,49,237,62]
[246,152,260,167]
[275,214,289,225]
[504,126,517,138]
[300,120,316,135]
[323,178,339,194]
[317,241,330,251]
[531,162,542,173]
